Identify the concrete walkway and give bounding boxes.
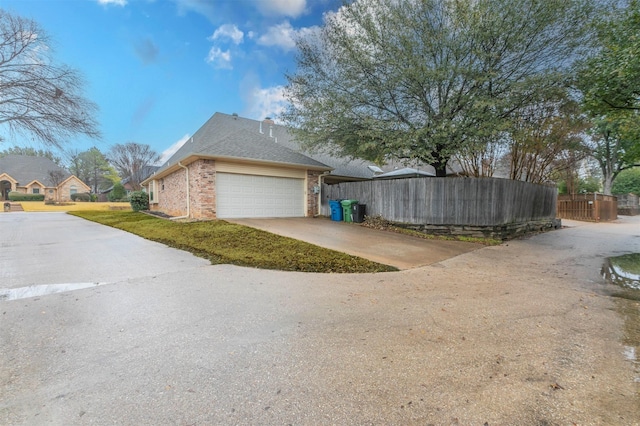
[226,217,481,270]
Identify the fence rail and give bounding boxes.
[322,177,557,226]
[556,193,617,222]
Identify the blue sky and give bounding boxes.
[0,0,341,162]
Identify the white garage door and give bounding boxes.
[216,173,305,218]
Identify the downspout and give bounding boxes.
[171,161,190,220]
[317,171,329,217]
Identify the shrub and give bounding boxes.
[8,191,45,201]
[612,168,640,195]
[71,192,91,202]
[108,182,127,202]
[129,191,149,211]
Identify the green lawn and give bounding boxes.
[69,211,397,273]
[20,201,131,212]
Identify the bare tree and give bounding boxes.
[47,169,66,186]
[108,142,160,191]
[454,138,507,178]
[506,95,587,184]
[0,9,100,147]
[47,169,66,201]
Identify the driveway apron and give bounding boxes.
[226,217,481,269]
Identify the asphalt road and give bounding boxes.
[1,212,639,425]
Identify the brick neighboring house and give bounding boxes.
[142,112,381,220]
[0,155,90,202]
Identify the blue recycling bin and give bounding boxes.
[329,200,343,221]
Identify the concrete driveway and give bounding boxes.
[226,217,481,269]
[0,212,210,293]
[1,212,639,425]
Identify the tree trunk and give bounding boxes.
[432,149,449,177]
[602,174,614,195]
[434,165,447,177]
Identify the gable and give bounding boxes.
[0,173,17,184]
[24,179,46,188]
[59,175,91,192]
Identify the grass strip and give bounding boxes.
[19,201,132,212]
[69,211,398,273]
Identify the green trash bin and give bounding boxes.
[340,199,358,223]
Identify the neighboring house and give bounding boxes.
[143,112,387,219]
[372,167,436,180]
[122,165,160,192]
[0,155,90,202]
[99,165,159,201]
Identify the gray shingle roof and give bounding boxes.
[216,113,379,180]
[373,167,436,179]
[0,155,72,186]
[157,112,381,180]
[158,113,330,174]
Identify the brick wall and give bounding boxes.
[189,159,217,219]
[306,170,322,217]
[155,160,218,219]
[158,167,188,217]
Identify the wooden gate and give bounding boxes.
[557,193,617,222]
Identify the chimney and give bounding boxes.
[263,117,275,138]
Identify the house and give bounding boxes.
[99,165,159,201]
[372,167,436,180]
[143,112,385,219]
[0,155,90,202]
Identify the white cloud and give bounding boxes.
[173,0,217,22]
[257,0,307,18]
[97,0,127,6]
[159,134,190,165]
[241,75,288,121]
[206,47,232,69]
[257,21,318,52]
[210,24,244,45]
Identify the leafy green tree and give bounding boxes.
[585,115,640,194]
[612,167,640,195]
[0,146,63,165]
[0,9,100,147]
[67,147,117,193]
[108,182,127,202]
[576,0,640,114]
[576,1,640,194]
[283,0,596,176]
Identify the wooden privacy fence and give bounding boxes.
[322,177,557,226]
[557,193,617,222]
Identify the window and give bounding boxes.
[32,188,40,194]
[70,185,77,195]
[149,180,157,203]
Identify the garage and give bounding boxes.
[216,172,305,218]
